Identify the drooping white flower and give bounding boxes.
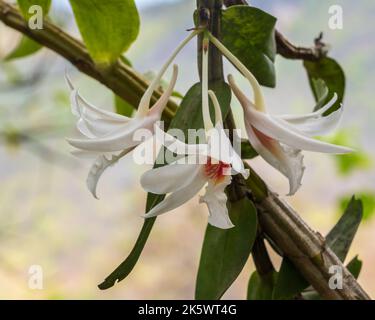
[66,31,200,198]
[209,33,352,195]
[140,37,248,229]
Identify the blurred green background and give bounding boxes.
[0,0,374,299]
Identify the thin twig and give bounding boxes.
[224,0,328,61]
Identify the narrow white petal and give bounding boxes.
[87,148,134,199]
[148,64,178,116]
[200,176,234,229]
[143,173,207,218]
[278,93,338,121]
[155,125,209,156]
[245,121,304,195]
[208,90,223,126]
[67,114,158,152]
[140,156,203,194]
[246,106,353,154]
[207,125,249,179]
[66,73,130,122]
[66,73,131,138]
[137,31,200,116]
[275,105,343,137]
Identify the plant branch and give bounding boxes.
[0,1,177,123]
[224,0,328,61]
[254,192,370,300]
[1,0,370,300]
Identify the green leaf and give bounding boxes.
[272,258,308,300]
[346,255,362,279]
[339,192,375,221]
[241,140,258,159]
[4,36,42,61]
[326,196,363,262]
[222,5,277,87]
[17,0,51,19]
[195,198,258,300]
[321,130,371,176]
[114,95,134,117]
[69,0,140,64]
[99,81,231,289]
[247,271,277,300]
[170,81,232,135]
[304,57,345,113]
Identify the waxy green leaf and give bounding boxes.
[69,0,140,64]
[99,81,231,289]
[195,198,258,300]
[304,57,345,113]
[346,255,362,279]
[98,220,157,290]
[247,271,277,300]
[326,196,363,262]
[272,258,308,300]
[222,6,277,87]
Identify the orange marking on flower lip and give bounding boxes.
[252,126,280,156]
[204,157,231,184]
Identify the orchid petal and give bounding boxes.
[148,64,178,116]
[207,124,249,179]
[140,155,203,195]
[276,94,343,136]
[275,105,343,137]
[199,176,234,229]
[229,74,351,154]
[66,74,130,121]
[137,30,200,116]
[65,73,130,138]
[208,90,223,126]
[67,114,158,152]
[247,107,352,154]
[154,125,209,156]
[278,94,338,121]
[142,171,207,218]
[245,121,304,195]
[87,148,134,199]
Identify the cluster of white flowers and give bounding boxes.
[66,30,351,229]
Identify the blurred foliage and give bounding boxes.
[5,36,42,61]
[321,129,372,175]
[17,0,51,20]
[69,0,140,64]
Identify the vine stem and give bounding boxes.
[0,0,370,300]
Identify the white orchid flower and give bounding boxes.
[66,31,201,198]
[140,37,248,229]
[209,33,353,195]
